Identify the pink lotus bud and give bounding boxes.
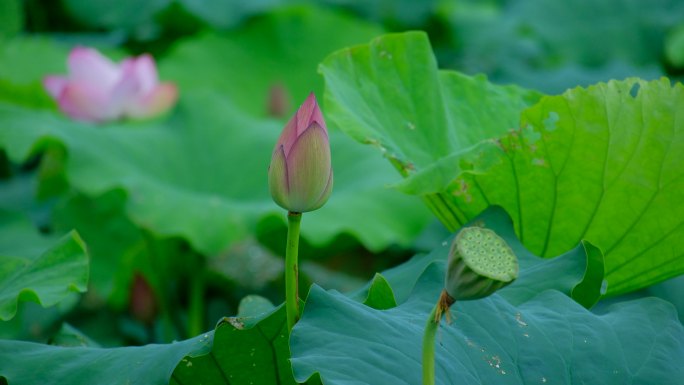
[268,93,333,213]
[43,47,178,123]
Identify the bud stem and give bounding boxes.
[423,289,455,385]
[285,211,302,333]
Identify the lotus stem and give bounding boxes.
[423,301,439,385]
[285,211,302,332]
[423,290,455,385]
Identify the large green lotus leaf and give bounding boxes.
[171,303,301,385]
[161,5,384,118]
[0,211,88,321]
[291,263,684,385]
[0,298,307,384]
[648,275,684,324]
[320,31,540,195]
[352,206,604,308]
[447,78,684,295]
[0,328,212,385]
[0,90,430,255]
[321,31,684,295]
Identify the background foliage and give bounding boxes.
[1,0,683,384]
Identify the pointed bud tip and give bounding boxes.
[301,92,327,133]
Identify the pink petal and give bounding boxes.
[108,60,145,117]
[278,114,300,157]
[130,54,159,94]
[114,54,167,118]
[43,76,68,99]
[125,82,178,119]
[47,48,174,122]
[296,93,326,136]
[68,47,120,89]
[276,93,327,157]
[283,123,332,212]
[58,81,117,122]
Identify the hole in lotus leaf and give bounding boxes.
[543,111,559,132]
[630,83,641,98]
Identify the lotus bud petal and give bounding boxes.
[43,47,178,123]
[268,93,333,213]
[445,227,519,301]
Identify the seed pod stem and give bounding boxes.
[422,300,439,385]
[423,289,456,385]
[423,227,519,384]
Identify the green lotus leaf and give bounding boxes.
[0,210,88,321]
[0,90,429,255]
[0,327,212,385]
[291,263,684,384]
[320,31,684,295]
[171,303,298,385]
[352,206,604,309]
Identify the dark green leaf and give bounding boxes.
[172,305,295,385]
[320,31,540,194]
[449,78,684,295]
[362,273,397,310]
[0,90,429,255]
[291,263,684,384]
[321,31,684,295]
[353,206,604,308]
[0,328,212,385]
[0,211,88,321]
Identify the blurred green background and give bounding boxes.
[1,0,683,348]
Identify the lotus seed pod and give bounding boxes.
[444,226,518,301]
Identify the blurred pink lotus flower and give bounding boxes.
[44,47,178,123]
[268,93,333,213]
